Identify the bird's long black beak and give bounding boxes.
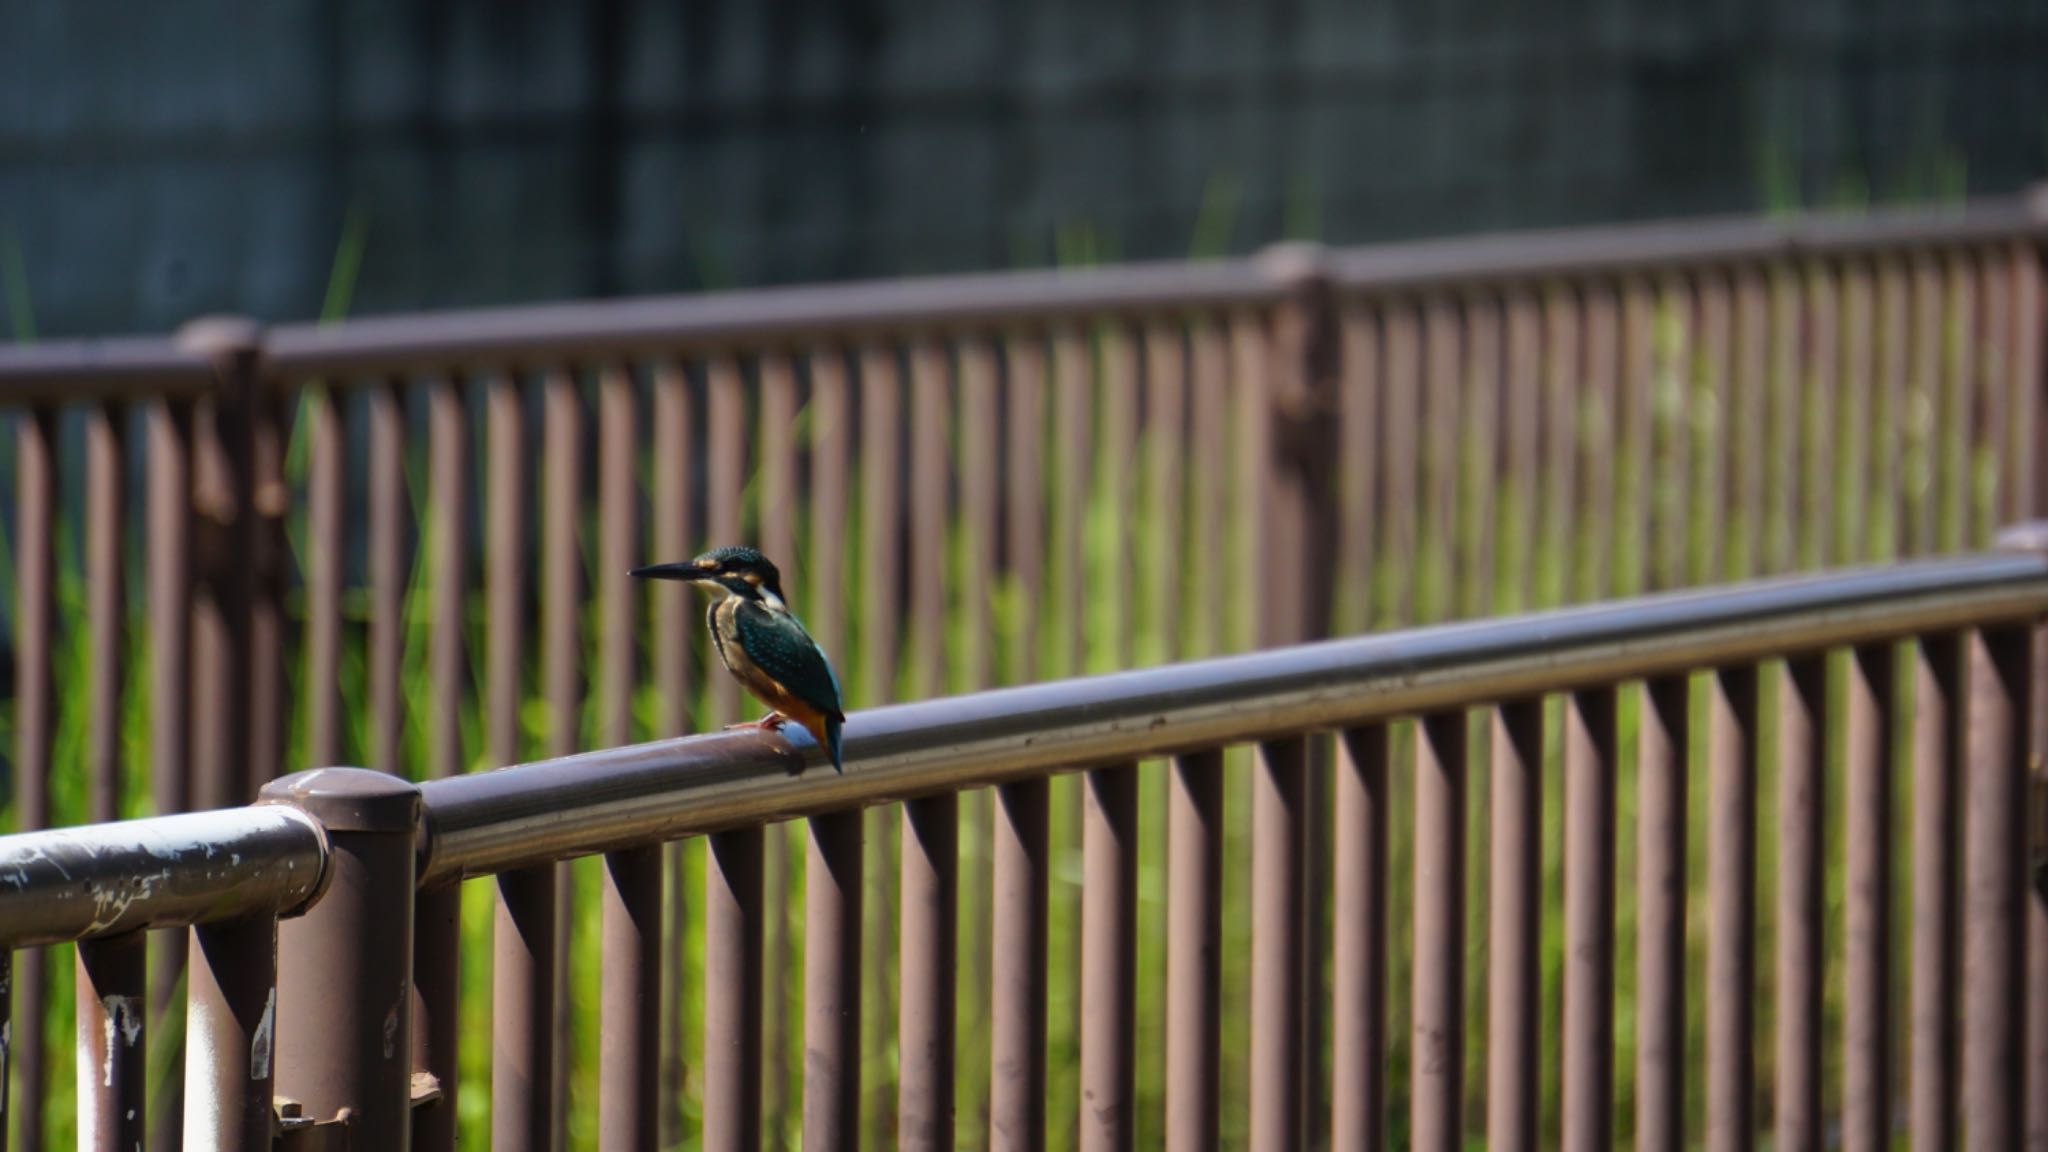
[630,561,711,583]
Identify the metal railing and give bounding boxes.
[3,540,2047,1151]
[0,191,2043,1148]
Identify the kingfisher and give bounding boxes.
[630,546,847,773]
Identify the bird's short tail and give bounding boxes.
[826,714,845,774]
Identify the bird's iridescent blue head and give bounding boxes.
[631,545,787,606]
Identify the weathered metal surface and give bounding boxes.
[415,553,2048,882]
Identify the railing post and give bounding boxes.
[178,316,286,806]
[1995,522,2048,1146]
[1258,241,1342,1146]
[261,768,423,1151]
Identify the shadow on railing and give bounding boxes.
[6,535,2048,1151]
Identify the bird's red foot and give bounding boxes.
[725,711,788,732]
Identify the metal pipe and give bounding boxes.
[0,807,326,948]
[898,795,957,1152]
[1562,687,1617,1152]
[1251,737,1309,1152]
[803,810,864,1152]
[704,828,764,1151]
[1410,713,1468,1152]
[1909,632,1964,1152]
[1775,654,1825,1152]
[416,553,2048,884]
[1707,665,1759,1152]
[1842,643,1895,1152]
[600,846,661,1152]
[1635,675,1689,1152]
[1168,750,1225,1152]
[1963,623,2030,1151]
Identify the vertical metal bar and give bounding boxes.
[1637,674,1689,1152]
[809,349,850,670]
[426,375,472,782]
[1838,263,1875,563]
[805,810,864,1151]
[542,368,584,1146]
[1910,632,1964,1151]
[1581,286,1619,598]
[857,343,902,1148]
[1144,322,1186,657]
[1380,302,1421,624]
[962,337,1001,685]
[147,399,195,1152]
[1338,309,1382,630]
[757,355,800,1128]
[1909,255,1944,555]
[1167,746,1225,1152]
[1332,728,1388,1152]
[706,356,745,722]
[1101,323,1139,668]
[1487,700,1542,1152]
[860,344,903,700]
[487,374,529,768]
[543,368,587,757]
[602,844,662,1152]
[991,779,1049,1152]
[1052,326,1091,674]
[598,362,634,750]
[1652,278,1691,590]
[267,768,422,1152]
[1189,320,1230,653]
[1694,272,1732,580]
[1411,713,1468,1152]
[909,339,949,697]
[304,385,344,768]
[12,405,53,1152]
[1875,260,1910,559]
[495,864,558,1152]
[760,351,797,570]
[1801,266,1839,566]
[1545,286,1583,604]
[1977,251,2011,539]
[1423,295,1462,621]
[1620,278,1657,591]
[1941,253,1977,551]
[704,824,770,1147]
[2010,242,2043,520]
[248,379,289,788]
[1081,765,1139,1152]
[1732,269,1770,576]
[1505,289,1545,608]
[1708,664,1758,1152]
[1252,736,1309,1152]
[1005,334,1046,682]
[1232,311,1267,655]
[899,795,958,1152]
[598,363,661,1152]
[652,361,695,731]
[185,321,255,813]
[85,403,126,825]
[1963,623,2029,1151]
[651,361,693,1148]
[366,378,408,774]
[1563,686,1618,1152]
[76,932,146,1152]
[416,374,469,1150]
[1775,654,1824,1152]
[1842,642,1894,1152]
[185,915,276,1152]
[412,881,460,1152]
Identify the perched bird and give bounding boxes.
[631,546,846,773]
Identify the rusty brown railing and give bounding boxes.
[0,191,2044,1149]
[4,541,2048,1151]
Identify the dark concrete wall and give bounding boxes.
[2,0,2044,338]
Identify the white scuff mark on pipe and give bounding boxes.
[251,988,276,1081]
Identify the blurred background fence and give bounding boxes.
[0,189,2042,1148]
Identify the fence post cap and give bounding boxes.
[1255,240,1333,286]
[174,314,263,358]
[260,768,421,833]
[1995,521,2048,554]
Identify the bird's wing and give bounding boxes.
[734,601,845,719]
